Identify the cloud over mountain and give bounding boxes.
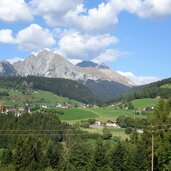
[117,71,160,85]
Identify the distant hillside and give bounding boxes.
[0,76,99,104]
[111,77,171,102]
[82,79,131,102]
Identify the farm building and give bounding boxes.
[106,120,118,127]
[94,120,101,126]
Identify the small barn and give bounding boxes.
[106,120,117,127]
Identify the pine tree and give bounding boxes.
[15,137,43,170]
[47,142,63,169]
[68,141,93,171]
[111,141,127,171]
[93,139,111,171]
[102,127,112,140]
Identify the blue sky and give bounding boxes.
[0,0,171,84]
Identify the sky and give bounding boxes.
[0,0,171,85]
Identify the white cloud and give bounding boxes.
[65,2,119,32]
[64,0,171,32]
[114,0,171,19]
[16,24,56,51]
[0,0,32,22]
[7,57,24,64]
[93,49,128,63]
[117,70,160,85]
[137,0,171,18]
[57,30,118,59]
[30,0,82,25]
[0,24,56,51]
[0,29,15,43]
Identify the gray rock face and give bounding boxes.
[12,50,135,86]
[97,63,110,70]
[0,61,17,76]
[13,50,97,80]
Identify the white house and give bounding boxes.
[94,120,101,126]
[106,120,118,127]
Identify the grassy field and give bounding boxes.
[131,98,159,109]
[57,107,146,140]
[57,107,146,124]
[83,107,145,122]
[0,89,81,107]
[160,84,171,89]
[33,91,81,106]
[58,108,98,122]
[82,127,129,140]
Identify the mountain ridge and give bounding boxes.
[12,50,134,87]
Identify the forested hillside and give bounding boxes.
[111,77,171,102]
[83,79,131,102]
[0,76,99,104]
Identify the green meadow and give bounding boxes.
[58,108,98,122]
[57,107,146,124]
[131,98,159,109]
[0,89,81,107]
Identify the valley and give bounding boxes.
[0,75,170,171]
[0,1,171,170]
[0,84,157,140]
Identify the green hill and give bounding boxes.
[0,76,99,104]
[0,88,82,108]
[111,77,171,103]
[131,98,159,109]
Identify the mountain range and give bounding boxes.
[0,50,135,102]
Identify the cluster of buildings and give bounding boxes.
[92,120,120,128]
[41,102,72,109]
[0,104,25,116]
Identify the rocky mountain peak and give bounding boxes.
[0,61,17,76]
[10,50,135,86]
